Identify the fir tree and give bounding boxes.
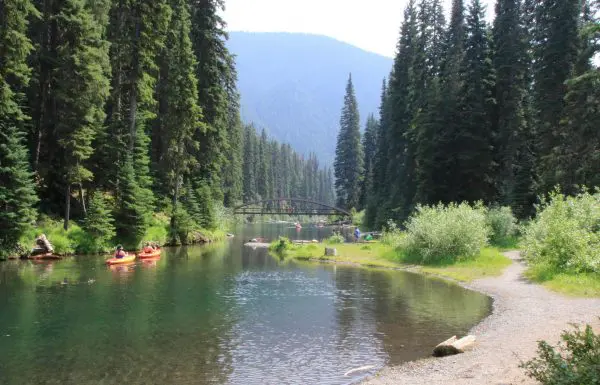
[257,129,272,200]
[533,0,581,191]
[159,0,203,239]
[359,114,378,210]
[52,0,111,229]
[557,13,600,192]
[493,0,528,208]
[189,0,236,202]
[334,74,364,210]
[83,192,115,252]
[242,124,257,202]
[0,0,39,256]
[454,0,496,203]
[115,157,150,248]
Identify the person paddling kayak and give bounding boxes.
[114,245,126,259]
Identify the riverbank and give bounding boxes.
[271,241,511,282]
[362,251,600,385]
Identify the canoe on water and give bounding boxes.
[105,254,135,265]
[137,248,161,259]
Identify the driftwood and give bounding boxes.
[433,335,476,357]
[33,234,54,254]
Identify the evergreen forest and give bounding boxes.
[0,0,334,255]
[333,0,600,230]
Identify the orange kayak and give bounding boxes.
[138,248,161,259]
[105,254,135,265]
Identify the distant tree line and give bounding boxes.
[242,125,335,206]
[334,0,599,230]
[0,0,334,252]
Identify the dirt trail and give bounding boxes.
[363,251,600,385]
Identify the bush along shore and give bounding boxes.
[271,193,600,296]
[5,208,233,260]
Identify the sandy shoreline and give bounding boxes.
[362,251,600,385]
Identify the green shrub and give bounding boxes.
[403,202,490,264]
[145,213,169,246]
[521,324,600,384]
[270,237,293,254]
[380,219,405,247]
[522,191,600,273]
[486,206,518,245]
[169,205,195,245]
[326,233,345,244]
[352,209,365,227]
[20,216,85,255]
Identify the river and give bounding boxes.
[0,223,491,384]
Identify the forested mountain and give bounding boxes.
[0,0,334,256]
[227,32,393,164]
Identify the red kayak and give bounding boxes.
[138,248,161,259]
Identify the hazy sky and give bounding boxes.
[223,0,497,58]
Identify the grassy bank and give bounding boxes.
[8,213,229,259]
[525,265,600,297]
[270,239,511,282]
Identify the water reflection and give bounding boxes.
[0,224,491,385]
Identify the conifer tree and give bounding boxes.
[83,192,115,252]
[222,93,243,206]
[557,10,600,191]
[115,157,149,248]
[533,0,581,191]
[52,0,111,229]
[360,114,378,210]
[159,0,203,238]
[0,0,39,255]
[242,125,257,202]
[493,0,528,207]
[189,0,236,201]
[384,0,419,221]
[454,0,496,203]
[257,129,272,200]
[334,74,364,210]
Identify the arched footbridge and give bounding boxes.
[234,198,351,217]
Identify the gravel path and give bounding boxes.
[363,251,600,385]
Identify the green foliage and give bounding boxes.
[522,190,600,273]
[403,202,490,264]
[169,204,195,245]
[326,233,345,244]
[82,192,115,253]
[0,0,39,258]
[379,219,405,248]
[486,206,518,246]
[195,179,216,230]
[21,217,84,255]
[521,324,600,384]
[334,74,364,210]
[114,158,151,249]
[144,213,170,246]
[269,236,293,254]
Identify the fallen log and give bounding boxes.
[433,335,476,357]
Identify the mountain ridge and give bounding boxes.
[227,32,393,164]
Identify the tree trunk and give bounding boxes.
[64,185,71,230]
[79,183,87,216]
[128,15,141,153]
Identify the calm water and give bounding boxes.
[0,224,491,385]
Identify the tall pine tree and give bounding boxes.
[0,0,39,255]
[334,74,363,210]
